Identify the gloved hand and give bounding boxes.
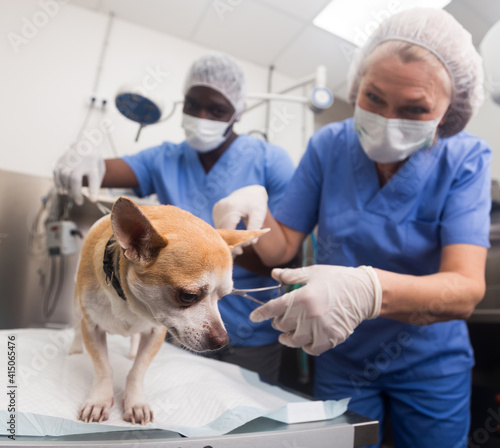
[213,185,269,256]
[213,185,269,230]
[53,145,105,206]
[250,265,382,356]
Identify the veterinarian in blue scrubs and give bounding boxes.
[213,9,491,447]
[54,53,295,382]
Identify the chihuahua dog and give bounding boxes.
[69,197,266,425]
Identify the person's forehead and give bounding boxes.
[185,85,233,108]
[363,54,450,97]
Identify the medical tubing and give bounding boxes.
[42,256,62,320]
[43,258,55,314]
[61,195,73,221]
[91,11,115,96]
[54,256,65,316]
[28,194,50,256]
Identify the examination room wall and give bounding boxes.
[4,0,500,180]
[0,0,311,181]
[0,0,314,329]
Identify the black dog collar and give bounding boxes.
[102,235,127,301]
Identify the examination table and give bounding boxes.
[0,329,378,447]
[2,411,377,447]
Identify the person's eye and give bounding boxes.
[407,106,429,115]
[210,107,228,118]
[184,100,196,111]
[366,92,383,104]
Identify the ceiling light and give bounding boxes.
[313,0,452,46]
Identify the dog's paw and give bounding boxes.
[123,401,154,425]
[68,345,83,355]
[78,396,114,423]
[68,338,83,355]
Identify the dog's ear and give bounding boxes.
[216,228,270,252]
[110,197,167,263]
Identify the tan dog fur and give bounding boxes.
[70,197,266,425]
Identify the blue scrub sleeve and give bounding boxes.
[440,139,491,248]
[273,134,325,235]
[265,145,296,213]
[121,145,164,198]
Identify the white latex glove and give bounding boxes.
[213,185,269,231]
[250,265,382,356]
[213,185,269,256]
[53,145,105,206]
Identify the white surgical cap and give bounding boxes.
[184,52,247,118]
[347,8,484,137]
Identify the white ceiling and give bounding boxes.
[69,0,500,99]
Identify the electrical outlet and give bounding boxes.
[88,95,108,109]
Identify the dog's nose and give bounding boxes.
[208,328,229,350]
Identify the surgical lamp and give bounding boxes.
[115,65,333,141]
[115,84,183,141]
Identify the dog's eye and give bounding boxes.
[180,292,198,305]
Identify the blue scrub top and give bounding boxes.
[122,134,295,346]
[274,118,491,381]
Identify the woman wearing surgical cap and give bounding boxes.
[214,8,490,447]
[54,53,296,382]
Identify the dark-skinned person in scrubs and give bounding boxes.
[53,52,295,382]
[213,9,490,447]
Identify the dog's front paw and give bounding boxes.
[78,396,114,423]
[68,335,83,355]
[68,344,83,355]
[123,399,154,425]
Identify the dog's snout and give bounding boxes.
[208,327,229,350]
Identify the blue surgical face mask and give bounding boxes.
[354,105,441,163]
[182,114,233,153]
